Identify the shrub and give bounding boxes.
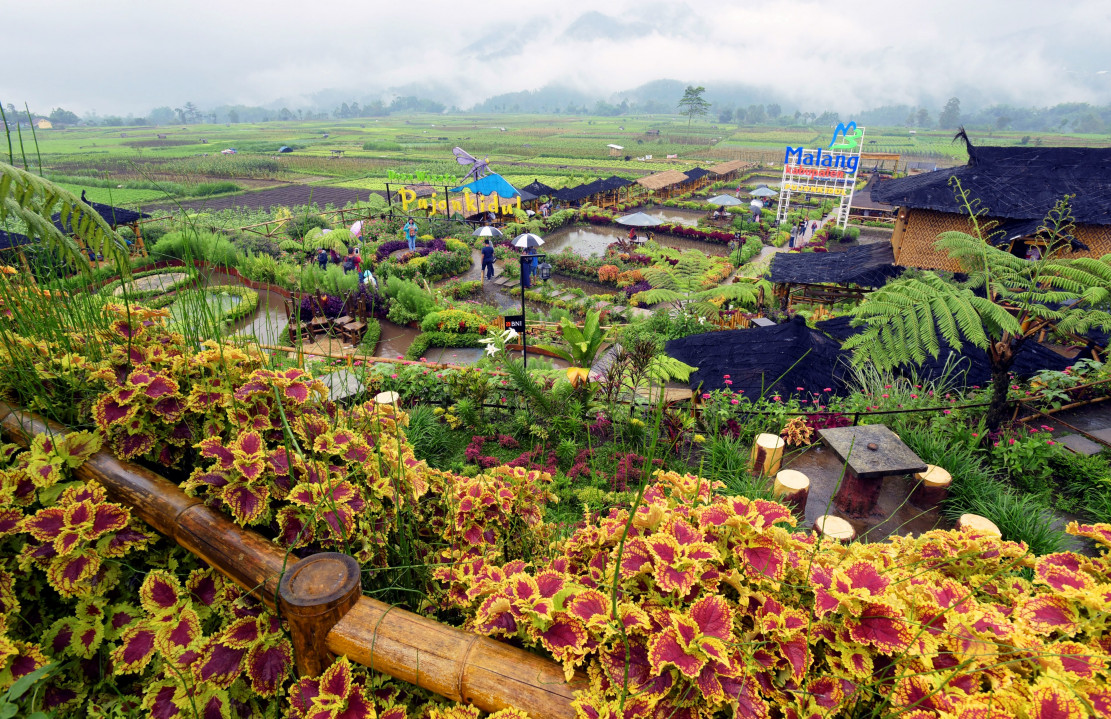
[229,232,281,258]
[191,180,241,196]
[420,309,488,334]
[286,213,331,239]
[404,331,483,360]
[150,229,238,266]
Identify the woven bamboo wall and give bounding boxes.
[894,209,1111,270]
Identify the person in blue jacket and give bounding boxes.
[481,239,495,281]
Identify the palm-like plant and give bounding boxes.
[535,309,606,368]
[845,179,1111,428]
[1,161,128,269]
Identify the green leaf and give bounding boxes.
[5,662,57,702]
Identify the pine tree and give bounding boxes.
[677,86,711,127]
[844,179,1111,428]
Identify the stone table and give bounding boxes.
[818,424,927,517]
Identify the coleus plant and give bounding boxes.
[442,469,1111,719]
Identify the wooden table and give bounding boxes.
[818,425,927,517]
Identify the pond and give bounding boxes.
[542,226,729,259]
[632,207,705,227]
[167,291,242,326]
[113,271,192,296]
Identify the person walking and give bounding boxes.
[481,239,496,281]
[353,247,362,272]
[404,219,418,252]
[317,247,329,269]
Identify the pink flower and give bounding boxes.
[881,394,889,399]
[1048,440,1056,445]
[772,395,781,402]
[1029,428,1038,433]
[823,387,832,392]
[724,380,733,385]
[796,386,805,391]
[397,355,404,359]
[730,399,739,405]
[702,393,711,399]
[390,373,398,379]
[884,384,892,389]
[943,410,951,415]
[910,394,918,399]
[971,433,979,438]
[723,374,731,379]
[420,357,427,362]
[1008,438,1016,445]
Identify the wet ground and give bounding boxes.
[631,206,706,227]
[780,443,946,541]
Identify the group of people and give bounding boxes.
[316,246,362,274]
[711,205,728,220]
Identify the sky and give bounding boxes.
[3,0,1110,116]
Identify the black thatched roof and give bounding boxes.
[683,167,712,182]
[813,316,1077,386]
[0,230,32,251]
[666,316,850,397]
[851,174,896,212]
[872,137,1111,226]
[769,242,904,288]
[556,180,606,203]
[52,191,152,232]
[522,179,557,196]
[600,175,634,190]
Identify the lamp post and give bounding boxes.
[518,253,550,367]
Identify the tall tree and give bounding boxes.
[939,97,962,129]
[677,86,711,127]
[48,108,79,125]
[844,180,1111,429]
[916,107,930,127]
[766,103,782,120]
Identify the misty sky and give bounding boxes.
[3,0,1110,116]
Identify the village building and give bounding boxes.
[873,137,1111,271]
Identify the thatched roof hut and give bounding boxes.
[637,170,689,191]
[708,160,752,176]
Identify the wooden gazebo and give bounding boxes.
[636,170,690,200]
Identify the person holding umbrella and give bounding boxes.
[481,239,496,281]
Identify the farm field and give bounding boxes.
[19,114,1111,209]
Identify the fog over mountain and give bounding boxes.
[3,0,1109,117]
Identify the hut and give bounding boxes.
[606,144,624,157]
[52,191,152,257]
[874,135,1111,271]
[679,167,714,193]
[666,316,850,397]
[849,174,897,221]
[636,170,690,201]
[769,243,904,310]
[707,159,753,183]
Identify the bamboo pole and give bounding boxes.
[0,403,582,719]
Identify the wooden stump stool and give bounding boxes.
[958,513,1002,538]
[813,515,856,542]
[375,390,400,405]
[279,553,362,677]
[910,464,952,509]
[773,469,810,515]
[749,433,785,476]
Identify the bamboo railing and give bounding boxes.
[0,403,583,719]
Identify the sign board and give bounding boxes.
[776,122,864,231]
[503,315,525,333]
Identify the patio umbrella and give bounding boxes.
[707,194,743,206]
[350,221,363,237]
[472,226,504,239]
[513,233,545,249]
[615,212,663,227]
[750,186,779,198]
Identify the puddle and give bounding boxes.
[375,321,420,359]
[543,226,729,259]
[632,207,705,227]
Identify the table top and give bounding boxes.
[818,424,927,479]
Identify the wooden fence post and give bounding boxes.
[279,553,362,678]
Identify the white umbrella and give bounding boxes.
[513,233,545,249]
[472,226,504,239]
[706,194,743,206]
[615,212,662,227]
[350,221,363,237]
[750,186,779,198]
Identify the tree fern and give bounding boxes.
[0,161,127,269]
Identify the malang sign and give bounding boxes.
[777,122,865,228]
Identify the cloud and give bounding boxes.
[1,0,1108,116]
